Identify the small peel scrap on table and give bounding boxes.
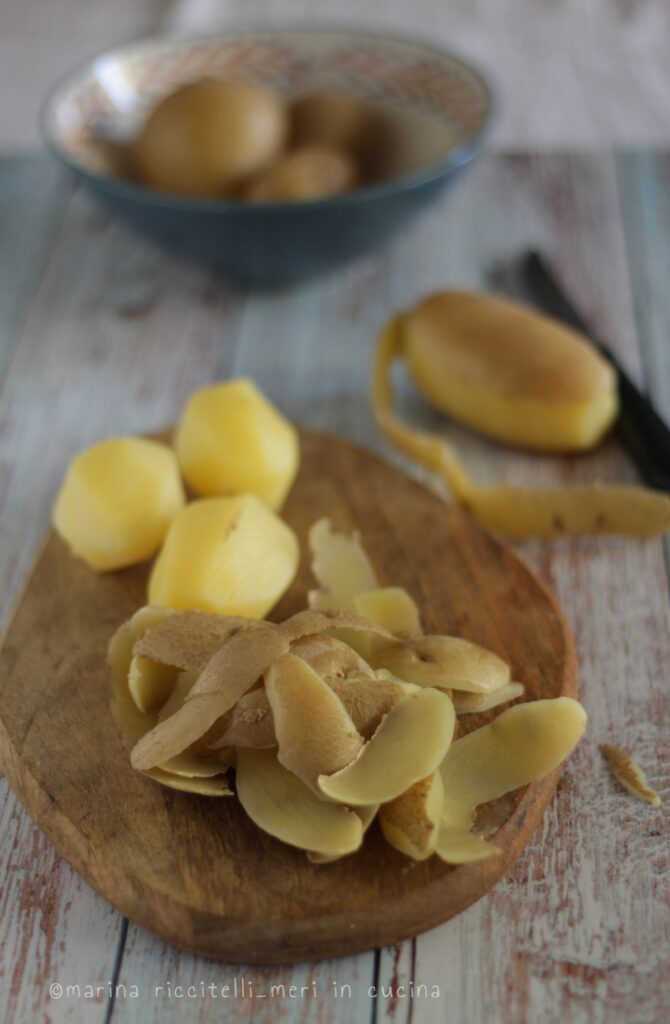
[372,317,670,539]
[600,743,662,807]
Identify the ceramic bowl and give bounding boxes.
[42,27,493,285]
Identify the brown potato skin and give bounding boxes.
[243,146,358,203]
[290,91,371,156]
[133,79,287,198]
[405,291,615,403]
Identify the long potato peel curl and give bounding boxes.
[372,318,670,538]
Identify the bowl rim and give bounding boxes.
[40,22,495,214]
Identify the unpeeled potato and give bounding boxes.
[175,379,299,511]
[244,146,358,203]
[290,91,371,156]
[134,79,287,198]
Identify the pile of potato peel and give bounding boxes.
[109,518,587,865]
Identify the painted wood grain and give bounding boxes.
[0,152,668,1022]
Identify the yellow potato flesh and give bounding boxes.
[148,495,299,618]
[53,437,185,570]
[319,687,455,805]
[236,748,364,856]
[380,771,444,860]
[404,292,618,452]
[265,653,363,790]
[175,379,299,510]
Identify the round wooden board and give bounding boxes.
[0,429,577,964]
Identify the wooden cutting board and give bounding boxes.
[0,429,577,964]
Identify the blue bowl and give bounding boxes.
[42,27,493,285]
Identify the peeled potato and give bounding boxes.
[244,146,358,202]
[134,79,287,197]
[175,379,299,511]
[404,292,618,452]
[148,495,299,617]
[290,91,371,156]
[53,437,185,571]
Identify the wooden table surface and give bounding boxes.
[0,148,668,1024]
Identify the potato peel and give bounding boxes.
[309,517,377,598]
[600,742,661,806]
[128,655,177,713]
[266,652,364,790]
[130,608,393,770]
[328,672,415,739]
[435,827,500,864]
[143,767,233,796]
[236,747,364,856]
[319,687,455,805]
[452,682,524,715]
[134,609,261,671]
[373,317,670,538]
[218,689,276,749]
[380,772,444,860]
[370,635,510,694]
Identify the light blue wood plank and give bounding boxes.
[0,154,71,380]
[616,150,670,422]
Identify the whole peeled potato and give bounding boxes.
[290,91,371,156]
[134,78,287,197]
[244,146,358,202]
